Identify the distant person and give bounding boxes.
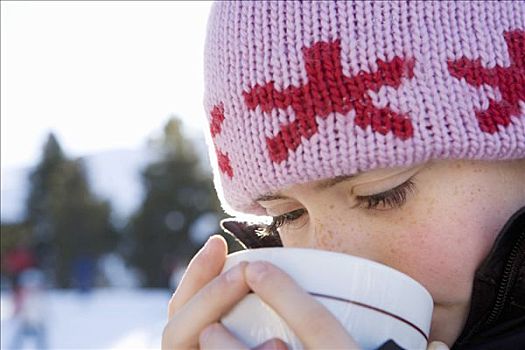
[4,244,37,293]
[9,268,48,350]
[72,254,96,293]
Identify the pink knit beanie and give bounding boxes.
[203,1,525,216]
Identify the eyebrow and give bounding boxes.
[256,174,356,202]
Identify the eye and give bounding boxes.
[355,178,416,210]
[267,208,307,232]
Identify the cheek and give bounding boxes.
[382,207,497,304]
[388,226,471,304]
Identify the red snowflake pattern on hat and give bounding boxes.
[447,29,525,134]
[243,40,416,164]
[209,103,233,178]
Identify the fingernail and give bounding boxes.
[246,261,268,284]
[273,340,288,350]
[225,263,243,282]
[428,341,450,350]
[263,339,288,350]
[201,235,217,253]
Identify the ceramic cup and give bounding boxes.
[220,247,433,350]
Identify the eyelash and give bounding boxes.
[356,178,416,210]
[267,179,416,232]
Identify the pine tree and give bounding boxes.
[128,117,223,288]
[26,133,117,288]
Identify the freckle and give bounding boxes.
[391,215,404,225]
[329,204,334,210]
[315,228,341,251]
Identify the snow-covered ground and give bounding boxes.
[1,288,171,349]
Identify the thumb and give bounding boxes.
[427,341,450,350]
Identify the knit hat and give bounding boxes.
[203,1,525,217]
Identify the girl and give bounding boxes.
[163,1,525,349]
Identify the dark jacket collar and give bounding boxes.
[220,206,525,349]
[452,206,525,349]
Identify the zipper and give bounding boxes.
[485,229,525,326]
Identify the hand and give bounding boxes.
[161,236,287,349]
[198,260,360,349]
[161,235,245,349]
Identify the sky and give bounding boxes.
[1,1,213,169]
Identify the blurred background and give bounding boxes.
[1,1,243,348]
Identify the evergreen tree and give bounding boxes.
[25,133,117,288]
[128,117,223,288]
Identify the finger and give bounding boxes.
[253,338,289,350]
[168,234,228,319]
[245,261,359,349]
[427,341,450,350]
[199,322,247,349]
[162,262,250,349]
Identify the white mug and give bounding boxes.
[220,248,433,350]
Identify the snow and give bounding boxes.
[0,167,30,223]
[1,288,171,349]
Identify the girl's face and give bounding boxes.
[256,159,525,346]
